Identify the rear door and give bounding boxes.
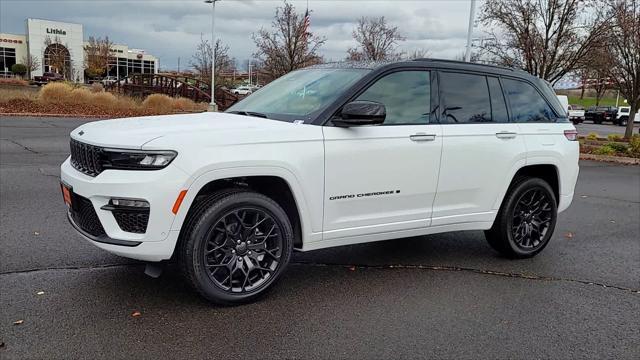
[322,70,442,240]
[431,72,527,226]
[502,78,564,158]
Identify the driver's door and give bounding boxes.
[322,70,442,241]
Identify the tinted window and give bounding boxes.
[440,72,491,123]
[488,77,509,123]
[503,79,556,122]
[355,71,430,125]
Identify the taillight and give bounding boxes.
[564,129,578,141]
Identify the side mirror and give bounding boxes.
[332,100,386,127]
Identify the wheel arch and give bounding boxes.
[501,164,560,207]
[172,167,311,249]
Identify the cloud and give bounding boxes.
[0,0,482,69]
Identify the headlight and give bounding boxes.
[102,149,177,170]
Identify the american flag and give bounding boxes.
[302,8,311,41]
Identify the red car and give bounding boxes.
[33,72,64,86]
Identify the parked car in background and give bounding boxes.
[101,76,118,86]
[33,72,64,86]
[616,106,640,126]
[567,105,585,124]
[231,85,253,95]
[585,106,617,124]
[61,59,578,304]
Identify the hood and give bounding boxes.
[70,112,295,148]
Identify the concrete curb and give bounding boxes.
[580,153,640,165]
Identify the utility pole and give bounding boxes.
[464,0,477,62]
[205,0,220,112]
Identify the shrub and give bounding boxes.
[90,82,104,93]
[0,78,29,86]
[628,135,640,158]
[10,63,27,77]
[92,91,118,108]
[607,134,623,142]
[69,87,94,105]
[606,142,628,154]
[142,94,174,114]
[39,82,73,103]
[593,145,616,156]
[586,132,599,141]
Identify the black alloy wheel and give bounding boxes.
[179,190,293,305]
[203,207,283,293]
[509,188,553,251]
[485,177,558,258]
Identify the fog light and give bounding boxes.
[110,198,149,208]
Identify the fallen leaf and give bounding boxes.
[36,291,44,295]
[33,231,40,236]
[564,232,574,239]
[131,311,141,317]
[13,320,23,325]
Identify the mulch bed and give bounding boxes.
[0,99,146,118]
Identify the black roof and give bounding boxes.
[308,58,523,73]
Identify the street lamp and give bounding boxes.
[205,0,220,111]
[464,0,477,62]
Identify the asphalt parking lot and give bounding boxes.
[576,120,639,137]
[1,116,639,359]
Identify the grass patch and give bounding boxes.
[568,96,618,108]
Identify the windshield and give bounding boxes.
[226,68,370,122]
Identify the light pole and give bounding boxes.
[464,0,477,62]
[205,0,220,111]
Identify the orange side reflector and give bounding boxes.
[172,190,188,214]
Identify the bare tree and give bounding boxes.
[83,36,114,78]
[20,54,40,78]
[347,16,405,61]
[479,0,609,84]
[602,0,640,138]
[253,1,325,80]
[190,36,232,85]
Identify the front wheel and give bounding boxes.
[179,190,293,305]
[619,117,628,126]
[485,177,558,258]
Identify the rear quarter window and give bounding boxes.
[502,79,557,123]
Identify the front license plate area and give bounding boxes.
[61,183,73,208]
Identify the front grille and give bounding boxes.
[70,139,104,177]
[113,210,149,234]
[70,194,106,237]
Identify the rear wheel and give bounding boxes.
[485,177,557,258]
[179,190,293,305]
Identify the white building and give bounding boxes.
[0,19,159,83]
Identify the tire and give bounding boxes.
[619,117,628,126]
[485,177,558,258]
[179,189,293,305]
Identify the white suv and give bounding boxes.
[60,60,579,304]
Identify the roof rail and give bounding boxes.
[411,58,516,71]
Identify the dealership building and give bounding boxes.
[0,19,159,83]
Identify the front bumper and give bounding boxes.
[61,157,189,261]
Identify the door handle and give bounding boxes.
[495,131,517,139]
[410,133,436,142]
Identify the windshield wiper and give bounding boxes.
[228,110,268,119]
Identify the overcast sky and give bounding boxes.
[0,0,484,70]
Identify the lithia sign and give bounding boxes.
[46,28,67,35]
